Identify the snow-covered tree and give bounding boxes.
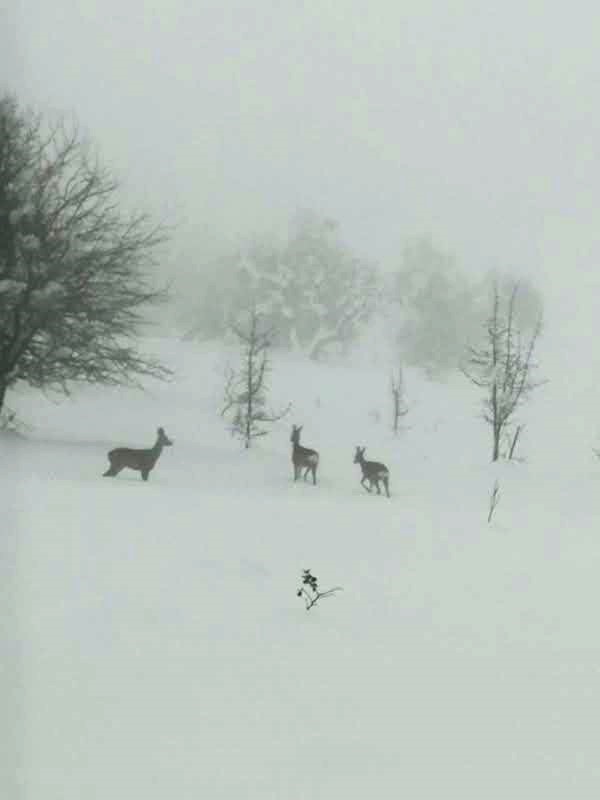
[194,211,379,360]
[462,281,543,462]
[0,95,170,412]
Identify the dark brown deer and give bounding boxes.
[353,446,390,497]
[103,427,173,481]
[291,425,319,485]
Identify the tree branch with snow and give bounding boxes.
[0,94,171,412]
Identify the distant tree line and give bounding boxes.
[179,225,544,376]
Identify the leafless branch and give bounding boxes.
[0,97,171,410]
[463,281,543,462]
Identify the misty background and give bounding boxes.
[4,1,600,408]
[5,6,600,796]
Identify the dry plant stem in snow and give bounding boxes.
[488,480,501,523]
[297,569,343,611]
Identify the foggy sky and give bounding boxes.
[6,2,600,323]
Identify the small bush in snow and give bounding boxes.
[296,569,343,611]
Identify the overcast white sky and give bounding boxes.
[5,2,600,333]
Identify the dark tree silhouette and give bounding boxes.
[0,95,170,412]
[221,305,290,448]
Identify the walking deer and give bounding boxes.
[353,446,390,497]
[291,425,319,485]
[103,427,173,481]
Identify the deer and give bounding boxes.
[353,446,390,497]
[102,427,173,481]
[290,425,319,485]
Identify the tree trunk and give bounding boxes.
[492,422,500,462]
[508,425,522,460]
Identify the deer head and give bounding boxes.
[157,427,173,447]
[353,446,366,463]
[291,425,303,444]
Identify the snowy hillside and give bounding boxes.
[4,337,600,799]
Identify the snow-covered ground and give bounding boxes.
[4,337,600,799]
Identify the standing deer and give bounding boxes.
[103,427,173,481]
[353,446,390,497]
[290,425,319,485]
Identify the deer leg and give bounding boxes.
[311,466,317,485]
[141,470,149,481]
[361,476,371,493]
[375,480,381,495]
[383,477,390,498]
[103,459,121,477]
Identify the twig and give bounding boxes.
[297,569,343,611]
[488,480,501,523]
[508,424,522,460]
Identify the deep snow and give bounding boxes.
[3,337,600,799]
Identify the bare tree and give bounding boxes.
[0,95,170,413]
[207,211,381,360]
[462,281,543,462]
[390,367,408,435]
[296,569,343,611]
[221,305,290,448]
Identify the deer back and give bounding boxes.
[293,442,319,466]
[108,446,158,471]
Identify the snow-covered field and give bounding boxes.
[4,337,600,799]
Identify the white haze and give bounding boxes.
[8,3,600,270]
[4,4,600,793]
[13,2,599,376]
[4,5,599,447]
